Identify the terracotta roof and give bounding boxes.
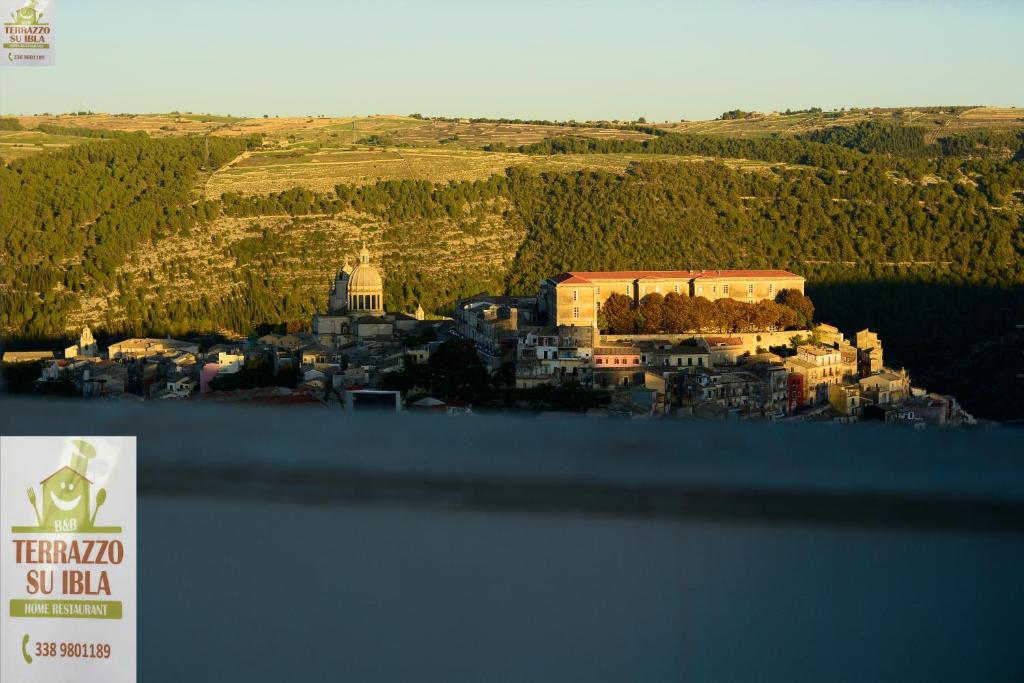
[552,271,700,283]
[548,273,594,284]
[595,347,641,355]
[693,270,802,279]
[703,336,744,346]
[549,269,802,283]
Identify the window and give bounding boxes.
[712,285,717,294]
[674,284,680,294]
[573,289,578,302]
[573,306,580,319]
[655,285,660,293]
[747,283,754,296]
[723,284,730,295]
[769,283,775,296]
[596,286,601,296]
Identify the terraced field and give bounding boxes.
[202,146,803,196]
[0,130,101,162]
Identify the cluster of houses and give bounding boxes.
[7,319,447,408]
[3,262,974,426]
[454,268,975,426]
[4,249,450,410]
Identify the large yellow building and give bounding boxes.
[540,269,805,328]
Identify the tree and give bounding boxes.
[712,298,745,333]
[689,296,715,333]
[776,289,815,328]
[662,292,692,333]
[599,293,634,333]
[636,293,664,333]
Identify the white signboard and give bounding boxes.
[2,0,54,66]
[1,436,136,682]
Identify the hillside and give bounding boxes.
[1,108,1023,418]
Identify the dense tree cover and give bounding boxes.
[1,134,260,335]
[0,118,23,131]
[501,161,1023,292]
[597,292,802,334]
[802,121,930,156]
[802,121,1024,159]
[505,128,1024,168]
[937,130,1024,160]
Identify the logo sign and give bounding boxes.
[2,0,53,66]
[1,436,136,682]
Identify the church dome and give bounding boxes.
[349,261,383,289]
[346,245,385,315]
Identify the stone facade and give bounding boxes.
[540,269,806,328]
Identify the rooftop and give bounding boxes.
[595,346,641,355]
[548,269,802,284]
[703,336,744,347]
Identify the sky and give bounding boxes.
[1,0,1022,121]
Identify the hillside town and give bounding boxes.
[3,252,974,426]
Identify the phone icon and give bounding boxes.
[22,634,33,664]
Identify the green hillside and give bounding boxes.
[1,109,1023,418]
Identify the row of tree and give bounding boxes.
[597,289,814,334]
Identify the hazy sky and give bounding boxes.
[1,0,1022,120]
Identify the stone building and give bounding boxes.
[539,269,805,329]
[346,245,385,317]
[856,329,884,377]
[784,344,858,405]
[314,246,403,347]
[64,326,99,359]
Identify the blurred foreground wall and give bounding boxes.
[2,399,1023,682]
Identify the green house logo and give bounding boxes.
[9,0,45,26]
[13,439,121,534]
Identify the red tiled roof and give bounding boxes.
[550,269,802,283]
[703,336,744,346]
[556,270,701,282]
[693,270,802,279]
